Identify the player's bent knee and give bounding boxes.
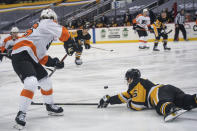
[156,101,175,116]
[24,76,38,92]
[39,76,52,91]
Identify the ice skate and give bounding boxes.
[46,104,64,116]
[14,111,26,130]
[75,58,83,65]
[164,108,187,122]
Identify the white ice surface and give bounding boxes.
[0,41,197,131]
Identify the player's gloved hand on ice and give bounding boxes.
[98,95,110,108]
[84,44,91,49]
[53,57,64,69]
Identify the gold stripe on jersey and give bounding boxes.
[150,85,161,106]
[147,85,163,108]
[129,101,146,111]
[69,31,78,38]
[85,40,90,44]
[118,93,129,103]
[154,19,165,29]
[122,92,131,99]
[129,83,146,103]
[160,102,172,115]
[152,24,159,37]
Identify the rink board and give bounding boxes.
[0,22,197,45]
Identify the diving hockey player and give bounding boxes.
[0,27,20,60]
[64,24,91,65]
[133,9,152,49]
[98,69,197,122]
[11,9,78,130]
[152,11,171,51]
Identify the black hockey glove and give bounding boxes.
[84,44,91,49]
[45,56,64,69]
[53,57,64,69]
[64,37,79,56]
[98,95,110,108]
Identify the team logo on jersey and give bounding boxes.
[133,90,138,97]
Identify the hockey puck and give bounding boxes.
[104,86,108,89]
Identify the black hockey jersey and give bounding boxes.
[109,78,164,110]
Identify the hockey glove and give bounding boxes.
[98,95,110,108]
[53,57,64,69]
[64,37,79,56]
[133,24,137,30]
[84,44,91,49]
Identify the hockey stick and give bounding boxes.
[31,102,98,106]
[0,0,67,31]
[91,46,114,52]
[49,54,68,77]
[165,29,173,34]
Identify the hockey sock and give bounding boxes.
[20,76,38,113]
[39,77,54,104]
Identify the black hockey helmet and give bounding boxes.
[83,24,89,30]
[125,69,141,80]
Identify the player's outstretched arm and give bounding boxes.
[98,92,131,108]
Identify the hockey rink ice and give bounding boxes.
[0,41,197,131]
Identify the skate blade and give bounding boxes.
[13,124,25,130]
[48,111,64,116]
[164,109,187,122]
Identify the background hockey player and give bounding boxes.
[174,9,188,41]
[64,25,91,65]
[133,9,152,49]
[98,69,197,122]
[11,9,78,129]
[152,11,171,51]
[0,27,20,60]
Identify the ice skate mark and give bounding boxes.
[180,117,197,121]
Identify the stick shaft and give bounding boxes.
[31,102,98,106]
[91,46,113,52]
